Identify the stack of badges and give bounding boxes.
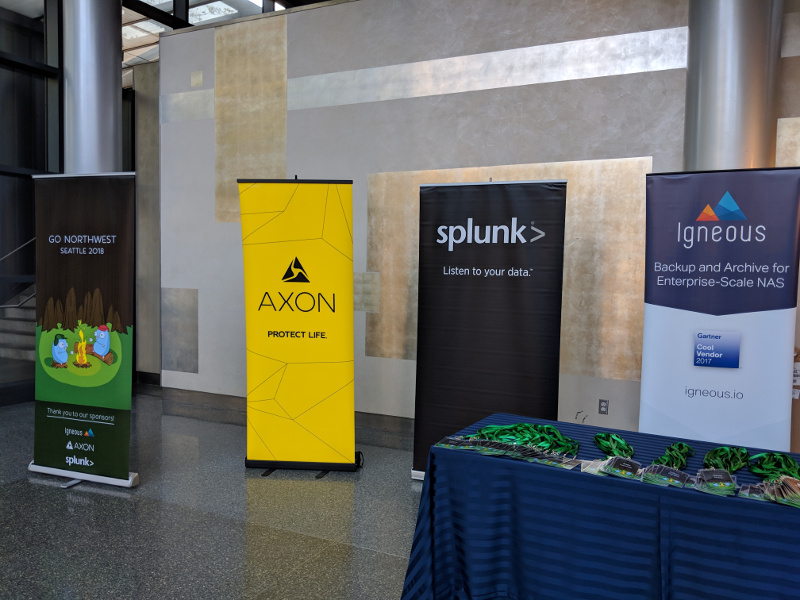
[582,433,641,479]
[687,446,749,497]
[600,456,642,480]
[738,482,770,502]
[434,422,581,470]
[642,442,694,488]
[694,468,737,496]
[641,464,690,488]
[762,476,800,508]
[740,453,800,506]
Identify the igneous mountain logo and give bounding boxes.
[696,191,747,221]
[678,192,765,249]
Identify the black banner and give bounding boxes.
[33,174,135,481]
[413,181,567,472]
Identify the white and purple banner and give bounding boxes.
[639,169,800,450]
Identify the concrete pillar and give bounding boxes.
[62,0,122,174]
[683,0,783,171]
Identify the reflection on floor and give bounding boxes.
[0,385,420,599]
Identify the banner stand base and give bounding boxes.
[28,461,139,488]
[246,453,362,472]
[411,469,425,481]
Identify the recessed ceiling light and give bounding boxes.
[189,1,237,24]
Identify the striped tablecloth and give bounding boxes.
[402,413,800,600]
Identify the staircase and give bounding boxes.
[0,286,36,390]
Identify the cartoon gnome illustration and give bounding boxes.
[90,325,113,365]
[51,334,68,368]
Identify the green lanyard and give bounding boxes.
[531,424,580,456]
[749,452,800,481]
[468,423,580,456]
[652,442,694,470]
[703,446,749,472]
[467,423,534,444]
[593,432,634,458]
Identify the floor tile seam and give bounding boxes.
[127,492,251,524]
[245,551,331,596]
[237,521,406,559]
[249,521,411,561]
[129,491,411,548]
[348,541,412,560]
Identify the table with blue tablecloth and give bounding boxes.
[402,413,800,600]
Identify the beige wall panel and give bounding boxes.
[777,117,800,352]
[776,117,800,167]
[134,62,161,375]
[776,117,800,452]
[215,17,287,223]
[366,157,652,383]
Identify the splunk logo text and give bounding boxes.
[436,218,545,252]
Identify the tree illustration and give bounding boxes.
[42,297,55,331]
[112,310,123,333]
[55,299,64,328]
[63,288,78,331]
[79,291,92,324]
[89,288,104,327]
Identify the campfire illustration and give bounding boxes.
[39,288,125,384]
[73,328,91,368]
[73,324,114,367]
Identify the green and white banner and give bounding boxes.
[30,174,137,487]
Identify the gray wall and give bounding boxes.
[156,0,800,427]
[159,28,246,396]
[157,0,691,422]
[286,0,688,423]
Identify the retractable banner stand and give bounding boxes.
[239,179,356,471]
[639,169,800,450]
[29,174,138,487]
[413,181,567,475]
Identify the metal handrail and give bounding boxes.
[0,288,35,310]
[0,237,35,264]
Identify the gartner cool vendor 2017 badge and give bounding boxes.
[694,330,741,368]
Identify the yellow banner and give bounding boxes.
[239,180,354,467]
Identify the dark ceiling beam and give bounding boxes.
[122,0,191,30]
[0,50,59,78]
[280,1,322,8]
[173,0,188,23]
[0,4,44,30]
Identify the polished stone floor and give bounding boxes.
[0,385,421,599]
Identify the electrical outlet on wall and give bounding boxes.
[598,399,609,415]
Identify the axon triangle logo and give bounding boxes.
[696,192,747,222]
[66,441,73,450]
[282,257,310,283]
